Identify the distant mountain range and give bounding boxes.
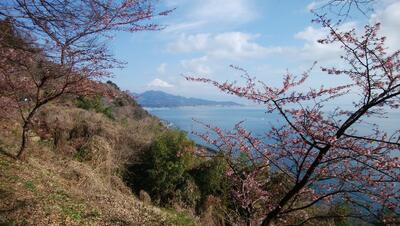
[131,90,242,108]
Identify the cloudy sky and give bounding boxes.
[109,0,400,102]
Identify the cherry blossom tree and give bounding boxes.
[187,15,400,226]
[312,0,375,18]
[0,0,171,158]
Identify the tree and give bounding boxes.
[187,15,400,226]
[311,0,375,18]
[0,0,171,158]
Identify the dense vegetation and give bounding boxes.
[126,129,230,215]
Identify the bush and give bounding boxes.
[190,155,230,204]
[126,130,233,216]
[130,130,197,206]
[106,80,120,91]
[175,178,201,209]
[75,96,114,119]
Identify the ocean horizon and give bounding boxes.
[147,106,400,149]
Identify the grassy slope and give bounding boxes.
[0,150,195,226]
[0,87,198,226]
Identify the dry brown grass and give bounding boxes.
[0,145,187,225]
[0,100,197,225]
[33,103,164,172]
[0,119,22,156]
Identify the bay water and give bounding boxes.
[146,106,400,148]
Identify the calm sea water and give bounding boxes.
[146,106,400,147]
[148,106,400,211]
[147,106,278,146]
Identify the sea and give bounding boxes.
[146,106,400,148]
[147,106,400,214]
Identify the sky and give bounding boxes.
[109,0,400,103]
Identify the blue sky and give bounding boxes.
[109,0,400,102]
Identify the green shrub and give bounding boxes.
[131,130,197,205]
[106,80,120,90]
[126,130,232,214]
[175,178,201,209]
[190,155,230,203]
[75,96,114,120]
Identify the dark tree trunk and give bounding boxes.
[16,120,29,159]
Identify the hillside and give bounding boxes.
[0,82,349,226]
[133,90,242,108]
[0,83,200,225]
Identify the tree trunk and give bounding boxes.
[246,218,251,226]
[16,104,41,159]
[16,121,29,159]
[246,208,252,226]
[261,210,276,226]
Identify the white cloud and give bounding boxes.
[147,78,174,88]
[294,26,325,42]
[283,0,400,66]
[293,26,341,62]
[165,0,258,32]
[157,63,167,74]
[168,33,210,52]
[168,32,271,60]
[299,1,400,61]
[370,1,400,52]
[168,21,364,67]
[181,56,212,75]
[290,21,359,62]
[211,32,267,59]
[164,21,206,33]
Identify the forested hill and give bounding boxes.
[133,90,242,108]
